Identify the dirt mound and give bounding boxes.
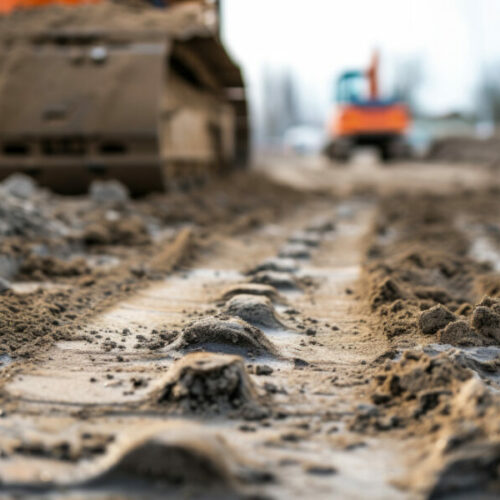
[246,257,298,275]
[415,379,500,499]
[170,316,279,357]
[438,320,482,346]
[218,283,286,305]
[1,173,37,199]
[151,352,265,418]
[278,243,311,259]
[361,193,494,341]
[223,294,286,329]
[250,271,298,290]
[0,180,64,238]
[19,254,90,279]
[83,214,150,246]
[419,305,457,334]
[471,296,500,343]
[288,231,321,247]
[369,351,472,422]
[305,217,336,234]
[427,135,500,165]
[89,424,240,492]
[89,180,130,204]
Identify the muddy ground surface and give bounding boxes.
[0,156,499,499]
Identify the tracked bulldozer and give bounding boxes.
[0,0,249,194]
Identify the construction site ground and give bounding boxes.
[0,153,499,499]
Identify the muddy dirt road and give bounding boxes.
[0,156,499,499]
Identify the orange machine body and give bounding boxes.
[0,0,101,13]
[333,102,409,137]
[326,51,410,161]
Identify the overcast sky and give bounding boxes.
[222,0,500,122]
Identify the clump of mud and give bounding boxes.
[19,254,90,279]
[85,424,245,493]
[218,283,285,305]
[367,351,472,424]
[419,304,457,334]
[152,352,266,418]
[425,378,500,499]
[89,180,129,204]
[397,377,500,499]
[471,296,500,343]
[305,217,335,234]
[288,231,321,247]
[223,294,287,329]
[355,348,500,496]
[427,135,500,165]
[246,257,298,275]
[0,174,65,238]
[278,243,311,259]
[362,193,495,343]
[170,316,279,357]
[83,214,150,246]
[250,271,298,290]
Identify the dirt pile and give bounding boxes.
[0,172,310,357]
[171,316,279,357]
[368,351,472,422]
[355,348,500,497]
[218,283,285,305]
[83,214,150,246]
[246,257,298,275]
[223,294,286,329]
[152,352,265,418]
[89,180,130,204]
[362,193,495,343]
[278,243,311,259]
[428,135,500,165]
[426,378,500,499]
[88,424,244,494]
[288,231,321,247]
[0,175,67,239]
[250,271,298,290]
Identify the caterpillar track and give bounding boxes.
[0,1,249,195]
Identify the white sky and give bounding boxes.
[222,0,500,119]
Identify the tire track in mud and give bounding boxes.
[0,199,417,499]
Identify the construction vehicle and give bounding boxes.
[325,52,410,163]
[0,0,249,194]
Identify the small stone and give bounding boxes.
[255,365,274,376]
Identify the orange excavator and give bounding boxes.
[325,52,410,162]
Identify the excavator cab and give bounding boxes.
[326,53,410,163]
